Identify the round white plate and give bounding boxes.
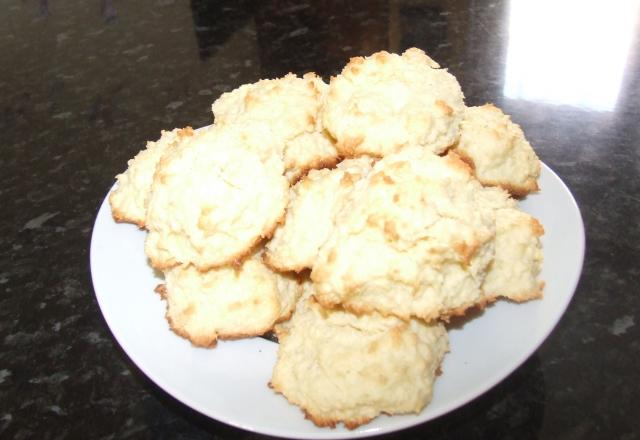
[90,162,585,439]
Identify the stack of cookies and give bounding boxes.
[109,48,544,429]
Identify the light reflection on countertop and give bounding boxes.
[503,0,640,112]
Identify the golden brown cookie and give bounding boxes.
[322,48,465,158]
[482,208,545,301]
[311,147,499,321]
[109,127,194,227]
[265,157,374,272]
[144,123,288,270]
[212,73,338,181]
[158,251,302,347]
[454,104,541,197]
[270,294,449,429]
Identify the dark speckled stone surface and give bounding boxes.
[2,1,639,439]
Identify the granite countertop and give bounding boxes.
[2,1,639,438]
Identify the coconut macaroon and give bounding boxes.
[282,131,340,182]
[156,251,302,348]
[322,48,465,158]
[265,157,374,272]
[212,73,339,182]
[453,104,541,197]
[109,127,195,227]
[482,208,545,302]
[270,294,448,429]
[144,124,289,271]
[311,147,503,321]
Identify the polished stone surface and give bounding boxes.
[2,1,639,438]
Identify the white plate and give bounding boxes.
[90,162,585,439]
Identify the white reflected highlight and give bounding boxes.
[503,0,639,111]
